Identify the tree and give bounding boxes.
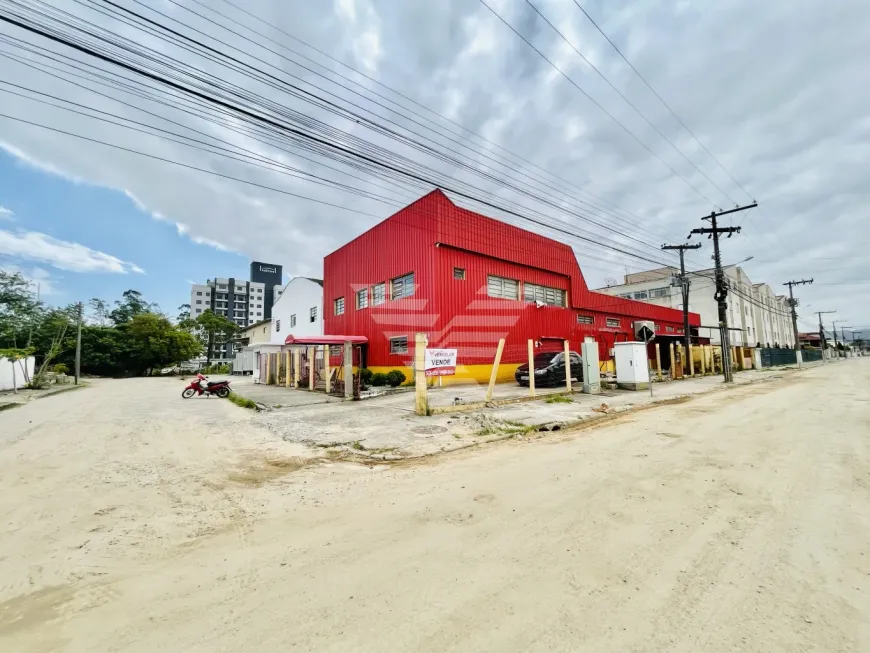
[88,298,112,326]
[118,313,201,376]
[194,309,238,364]
[109,290,156,325]
[28,307,75,387]
[176,303,191,323]
[0,271,40,348]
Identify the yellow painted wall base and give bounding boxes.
[367,364,522,386]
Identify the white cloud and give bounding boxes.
[0,206,13,221]
[0,229,145,274]
[0,263,58,296]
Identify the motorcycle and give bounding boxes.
[182,373,231,399]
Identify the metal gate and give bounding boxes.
[759,348,797,367]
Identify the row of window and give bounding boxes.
[487,275,567,307]
[274,307,318,333]
[334,273,415,316]
[616,287,670,300]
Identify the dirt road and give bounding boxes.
[1,363,869,652]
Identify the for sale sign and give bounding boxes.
[424,348,457,377]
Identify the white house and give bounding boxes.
[269,277,324,345]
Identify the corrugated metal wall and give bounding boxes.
[324,190,699,367]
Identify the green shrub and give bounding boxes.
[386,369,406,387]
[359,368,374,385]
[53,363,70,375]
[371,372,389,386]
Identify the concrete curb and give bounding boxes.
[368,367,797,465]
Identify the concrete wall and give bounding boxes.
[0,356,35,391]
[269,277,324,345]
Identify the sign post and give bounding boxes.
[485,339,505,404]
[415,333,428,416]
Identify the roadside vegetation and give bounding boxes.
[227,392,258,410]
[1,271,241,380]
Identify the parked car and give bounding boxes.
[515,351,583,387]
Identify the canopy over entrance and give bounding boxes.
[283,334,368,346]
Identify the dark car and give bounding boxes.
[515,351,583,387]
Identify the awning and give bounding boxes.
[283,334,369,346]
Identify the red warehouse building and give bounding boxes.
[323,190,700,384]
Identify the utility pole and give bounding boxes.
[831,319,841,358]
[816,311,835,362]
[783,279,813,350]
[688,202,757,382]
[74,302,83,385]
[662,242,701,367]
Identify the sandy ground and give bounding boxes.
[1,362,868,652]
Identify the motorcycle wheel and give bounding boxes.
[215,387,230,398]
[182,388,196,399]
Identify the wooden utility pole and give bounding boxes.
[661,242,701,368]
[74,302,83,385]
[816,311,835,362]
[784,279,813,350]
[688,202,757,382]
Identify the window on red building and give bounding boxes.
[356,288,368,309]
[524,282,565,306]
[334,297,345,316]
[389,336,408,354]
[391,273,415,300]
[372,283,386,306]
[577,315,593,325]
[487,275,519,300]
[453,267,466,280]
[606,318,621,328]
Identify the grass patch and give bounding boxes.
[227,392,258,410]
[545,395,573,404]
[473,417,536,437]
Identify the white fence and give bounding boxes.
[0,356,35,391]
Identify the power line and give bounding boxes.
[0,5,698,271]
[570,0,755,201]
[523,0,737,205]
[475,0,719,207]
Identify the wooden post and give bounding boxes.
[669,342,675,379]
[527,339,536,397]
[344,341,353,400]
[284,351,291,388]
[564,339,572,392]
[293,348,301,388]
[485,339,506,403]
[414,333,428,416]
[265,352,271,385]
[655,343,662,381]
[688,344,695,376]
[324,344,331,393]
[308,346,316,391]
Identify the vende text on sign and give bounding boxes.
[424,348,457,377]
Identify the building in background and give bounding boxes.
[323,190,697,383]
[596,265,795,347]
[250,261,283,318]
[268,277,324,345]
[188,262,284,363]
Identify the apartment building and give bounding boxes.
[596,265,795,347]
[188,262,284,363]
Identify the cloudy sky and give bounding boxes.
[0,0,868,336]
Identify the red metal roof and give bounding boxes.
[284,335,369,345]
